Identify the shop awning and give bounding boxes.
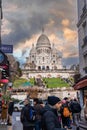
[73,78,87,90]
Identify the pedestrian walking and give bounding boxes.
[84,99,87,120]
[60,97,72,129]
[7,98,14,125]
[33,98,43,130]
[20,98,35,130]
[41,96,66,130]
[1,101,8,125]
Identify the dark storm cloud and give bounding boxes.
[2,0,77,46]
[2,0,78,67]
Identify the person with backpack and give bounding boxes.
[41,96,66,130]
[20,98,36,130]
[60,98,72,129]
[70,98,81,125]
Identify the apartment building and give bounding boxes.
[73,0,87,128]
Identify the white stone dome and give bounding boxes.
[36,34,51,48]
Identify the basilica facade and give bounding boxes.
[24,32,62,71]
[22,32,74,78]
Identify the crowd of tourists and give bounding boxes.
[20,96,82,130]
[0,93,87,130]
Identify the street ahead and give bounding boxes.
[0,124,80,130]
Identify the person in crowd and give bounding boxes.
[41,96,66,130]
[20,98,35,130]
[33,98,44,130]
[1,101,8,125]
[7,98,14,125]
[70,98,81,125]
[0,94,2,124]
[84,99,87,120]
[60,97,72,129]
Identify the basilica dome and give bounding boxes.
[36,34,51,48]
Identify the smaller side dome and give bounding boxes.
[30,44,36,54]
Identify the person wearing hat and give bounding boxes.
[41,96,66,130]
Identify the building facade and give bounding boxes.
[77,0,87,76]
[0,0,2,45]
[76,0,87,105]
[24,32,62,71]
[22,32,75,78]
[73,0,87,128]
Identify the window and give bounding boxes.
[46,66,49,70]
[42,66,45,70]
[38,66,41,70]
[32,61,34,64]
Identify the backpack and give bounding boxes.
[70,101,81,113]
[63,107,70,117]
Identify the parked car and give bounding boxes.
[14,99,34,111]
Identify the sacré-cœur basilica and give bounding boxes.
[22,31,75,78]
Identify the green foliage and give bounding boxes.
[2,94,10,102]
[43,77,69,88]
[29,78,35,85]
[13,77,72,88]
[13,78,29,88]
[13,78,35,88]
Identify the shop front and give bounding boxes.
[73,76,87,129]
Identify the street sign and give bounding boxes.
[0,45,13,53]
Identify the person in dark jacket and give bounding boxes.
[8,98,14,125]
[41,96,66,130]
[34,98,44,130]
[20,98,35,130]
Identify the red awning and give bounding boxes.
[0,79,9,83]
[74,78,87,90]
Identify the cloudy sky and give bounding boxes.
[2,0,78,67]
